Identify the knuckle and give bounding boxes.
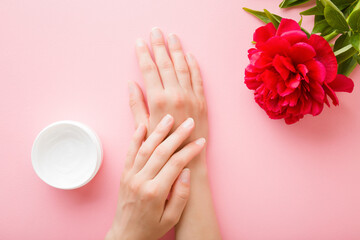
[128,97,138,109]
[171,92,185,108]
[154,146,168,159]
[137,146,150,159]
[151,95,167,109]
[157,60,173,70]
[164,215,179,226]
[140,61,157,73]
[141,184,159,200]
[176,187,190,200]
[129,179,141,193]
[174,65,189,75]
[170,156,187,169]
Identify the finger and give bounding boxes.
[128,81,149,128]
[185,53,205,99]
[135,38,163,93]
[167,34,191,90]
[160,168,190,227]
[137,117,195,179]
[132,114,174,173]
[150,28,179,89]
[155,138,205,194]
[123,124,147,173]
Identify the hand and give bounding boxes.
[106,115,206,240]
[129,28,208,156]
[128,28,221,240]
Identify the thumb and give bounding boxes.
[128,81,149,128]
[160,168,191,227]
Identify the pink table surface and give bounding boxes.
[1,0,360,239]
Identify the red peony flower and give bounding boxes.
[245,18,354,124]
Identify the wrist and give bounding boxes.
[187,150,207,172]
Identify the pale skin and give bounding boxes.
[106,116,206,240]
[127,28,221,239]
[106,28,221,240]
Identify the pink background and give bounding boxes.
[1,0,360,239]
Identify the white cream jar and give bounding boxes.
[31,121,103,190]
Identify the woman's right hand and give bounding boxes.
[105,115,206,240]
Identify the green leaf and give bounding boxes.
[316,0,325,13]
[338,56,358,76]
[301,6,324,15]
[312,19,331,34]
[279,0,311,8]
[344,1,359,18]
[332,0,356,10]
[334,44,358,64]
[348,9,360,31]
[243,7,282,24]
[264,9,281,28]
[323,0,350,32]
[243,8,310,38]
[350,32,360,51]
[334,34,351,51]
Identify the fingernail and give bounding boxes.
[186,53,193,61]
[182,118,194,129]
[136,38,144,47]
[151,27,162,39]
[160,114,173,127]
[168,34,178,45]
[180,168,190,183]
[195,138,206,146]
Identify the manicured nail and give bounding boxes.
[160,114,173,127]
[180,168,190,183]
[186,53,193,61]
[168,34,178,45]
[195,138,206,146]
[136,38,144,47]
[151,27,162,39]
[182,118,194,129]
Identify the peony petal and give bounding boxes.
[288,88,300,107]
[328,74,354,93]
[289,42,316,63]
[281,56,296,72]
[310,81,325,103]
[273,55,290,80]
[245,74,262,90]
[258,36,291,57]
[308,34,337,83]
[287,73,301,88]
[261,70,279,90]
[301,97,312,114]
[250,52,273,69]
[277,81,295,96]
[281,30,308,45]
[311,101,324,116]
[323,82,339,105]
[305,60,326,84]
[297,64,308,77]
[254,23,277,46]
[285,115,302,124]
[276,18,302,36]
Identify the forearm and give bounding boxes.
[175,153,221,240]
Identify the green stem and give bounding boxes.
[324,31,339,42]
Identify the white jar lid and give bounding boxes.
[31,121,103,190]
